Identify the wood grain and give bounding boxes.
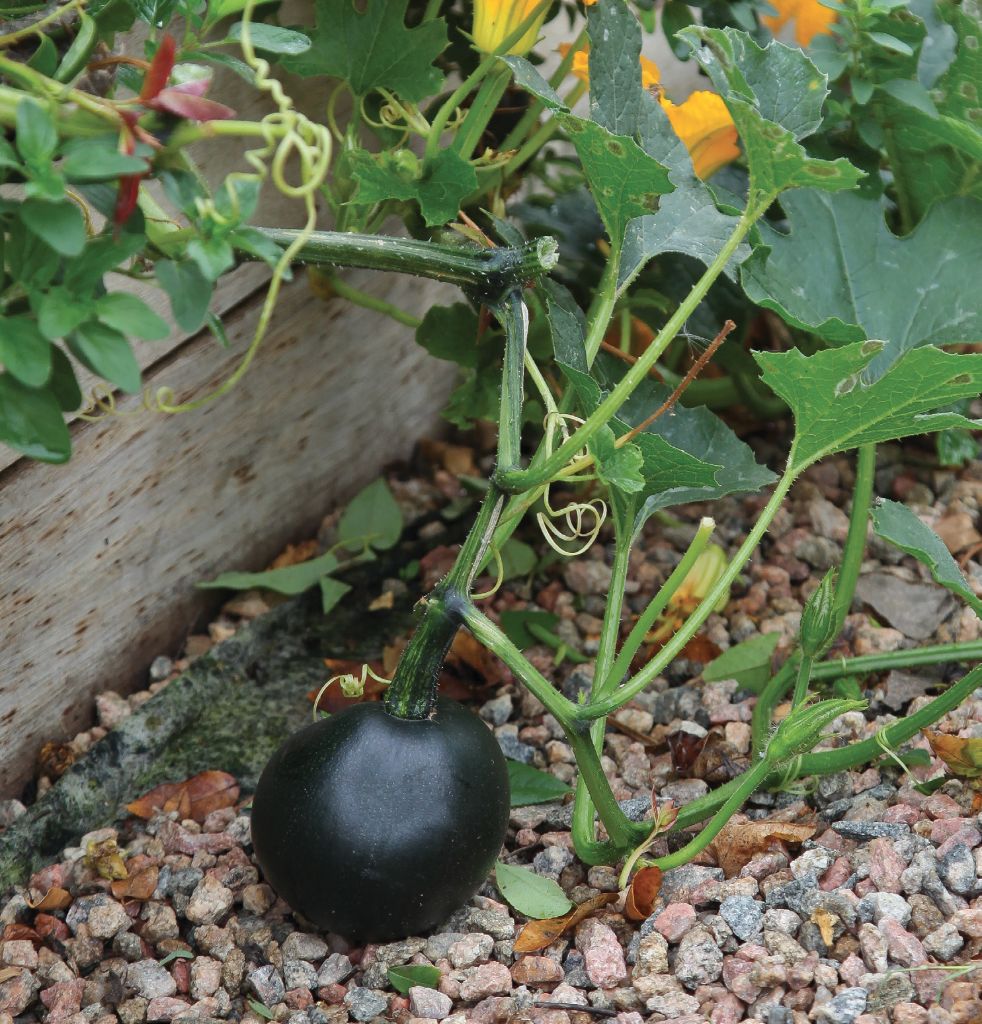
[0,269,456,797]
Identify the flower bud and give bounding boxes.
[472,0,549,56]
[767,697,866,763]
[799,568,839,659]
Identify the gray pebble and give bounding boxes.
[673,926,722,989]
[409,986,452,1020]
[283,960,317,991]
[762,909,801,935]
[660,864,724,904]
[563,949,593,989]
[149,655,173,681]
[247,964,284,1006]
[937,843,977,895]
[922,922,964,961]
[815,986,867,1024]
[719,895,763,940]
[316,953,354,987]
[126,960,177,1000]
[832,820,910,840]
[281,932,329,962]
[494,725,536,764]
[344,987,388,1022]
[448,932,494,968]
[480,694,513,726]
[533,845,573,880]
[857,892,912,927]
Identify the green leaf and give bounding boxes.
[228,227,285,271]
[498,537,537,581]
[559,114,673,246]
[0,372,71,463]
[870,498,982,616]
[61,141,148,182]
[742,192,982,373]
[662,0,696,59]
[349,149,478,228]
[590,425,645,495]
[936,427,979,467]
[319,576,352,616]
[199,551,340,594]
[15,98,57,168]
[0,138,21,173]
[338,478,403,551]
[281,0,446,101]
[187,237,235,282]
[500,57,564,110]
[19,199,86,257]
[755,341,982,472]
[542,280,587,373]
[679,27,864,199]
[207,0,278,19]
[247,1001,275,1021]
[155,259,212,332]
[702,633,781,693]
[156,949,193,967]
[500,609,559,650]
[507,760,572,807]
[27,35,59,77]
[68,321,141,393]
[387,965,441,996]
[96,293,170,340]
[49,346,82,412]
[416,303,480,367]
[225,22,311,55]
[494,861,572,919]
[0,317,52,387]
[583,0,747,286]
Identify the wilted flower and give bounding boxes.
[648,543,731,644]
[761,0,837,48]
[558,42,739,179]
[472,0,550,56]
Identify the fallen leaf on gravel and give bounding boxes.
[0,967,23,983]
[925,730,982,780]
[111,864,159,901]
[812,907,836,945]
[127,770,240,823]
[36,741,76,780]
[84,837,128,880]
[625,866,663,921]
[668,731,708,774]
[368,591,395,611]
[2,924,40,945]
[447,630,506,687]
[681,634,722,664]
[709,818,816,877]
[690,734,746,784]
[27,887,72,911]
[418,438,479,477]
[513,892,618,953]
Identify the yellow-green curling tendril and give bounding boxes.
[535,412,608,557]
[311,664,391,720]
[150,0,332,416]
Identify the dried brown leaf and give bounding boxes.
[925,730,982,780]
[111,864,159,901]
[127,770,239,823]
[0,967,23,983]
[625,866,663,922]
[709,818,816,878]
[27,887,72,911]
[811,907,836,946]
[513,892,618,953]
[2,924,40,946]
[269,539,319,570]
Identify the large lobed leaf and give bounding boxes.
[756,342,982,472]
[281,0,446,101]
[679,26,863,200]
[743,190,982,373]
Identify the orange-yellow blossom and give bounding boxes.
[761,0,837,47]
[559,43,740,179]
[472,0,549,56]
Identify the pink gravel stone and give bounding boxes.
[652,903,697,942]
[721,957,761,1003]
[710,992,744,1024]
[854,878,876,897]
[458,962,512,1001]
[891,1003,928,1024]
[40,979,85,1020]
[883,804,921,826]
[951,907,982,937]
[576,919,627,989]
[880,917,927,967]
[936,827,981,859]
[867,837,906,893]
[929,818,976,844]
[510,956,563,986]
[145,997,191,1022]
[923,793,962,819]
[820,857,853,891]
[837,954,866,987]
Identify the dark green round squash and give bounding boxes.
[250,697,510,941]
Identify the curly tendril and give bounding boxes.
[312,664,391,721]
[150,0,332,416]
[535,412,608,557]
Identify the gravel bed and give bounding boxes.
[0,448,980,1024]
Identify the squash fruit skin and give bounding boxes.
[250,696,510,941]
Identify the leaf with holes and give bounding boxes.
[743,191,982,374]
[871,499,982,616]
[755,342,982,472]
[281,0,446,101]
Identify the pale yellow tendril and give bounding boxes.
[472,545,505,600]
[311,664,391,721]
[150,0,332,415]
[535,412,608,557]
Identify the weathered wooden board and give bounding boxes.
[0,269,456,797]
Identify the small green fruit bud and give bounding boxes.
[767,697,867,763]
[800,568,839,659]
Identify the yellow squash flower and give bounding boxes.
[472,0,550,56]
[761,0,837,47]
[559,43,740,179]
